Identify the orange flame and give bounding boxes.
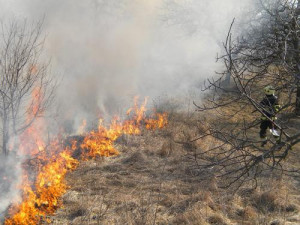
[77,119,87,135]
[29,65,38,75]
[5,97,168,224]
[80,118,121,158]
[18,88,45,155]
[5,142,79,225]
[145,112,168,130]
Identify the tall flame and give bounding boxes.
[145,112,168,130]
[5,142,79,225]
[19,87,46,155]
[5,96,168,224]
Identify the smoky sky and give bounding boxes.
[0,0,253,126]
[0,0,257,218]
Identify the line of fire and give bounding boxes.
[3,91,168,224]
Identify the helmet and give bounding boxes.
[264,85,275,95]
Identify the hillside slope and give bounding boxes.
[50,112,300,225]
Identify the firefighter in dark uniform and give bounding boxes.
[260,85,281,146]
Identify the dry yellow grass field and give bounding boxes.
[47,99,300,225]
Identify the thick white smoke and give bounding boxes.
[0,156,22,222]
[0,0,253,126]
[0,0,254,218]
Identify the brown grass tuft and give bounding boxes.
[254,191,278,212]
[158,140,174,157]
[49,104,300,225]
[207,214,228,225]
[237,206,258,220]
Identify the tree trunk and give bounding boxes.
[224,71,231,86]
[296,84,300,115]
[2,114,9,156]
[294,1,300,115]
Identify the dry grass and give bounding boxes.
[49,99,300,225]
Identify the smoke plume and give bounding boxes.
[0,0,254,219]
[0,0,253,124]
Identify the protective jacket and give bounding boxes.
[260,95,280,118]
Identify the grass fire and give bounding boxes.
[1,1,300,224]
[5,96,168,224]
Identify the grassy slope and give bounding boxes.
[50,108,300,225]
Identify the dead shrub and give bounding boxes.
[253,191,278,213]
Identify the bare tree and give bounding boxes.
[225,0,300,112]
[0,20,56,156]
[190,0,300,189]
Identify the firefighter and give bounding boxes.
[259,85,281,147]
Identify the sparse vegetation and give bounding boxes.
[49,100,300,224]
[3,1,300,225]
[191,0,300,190]
[0,20,56,156]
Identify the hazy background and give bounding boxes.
[0,0,254,129]
[0,0,254,217]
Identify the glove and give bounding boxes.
[261,116,267,120]
[274,105,281,112]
